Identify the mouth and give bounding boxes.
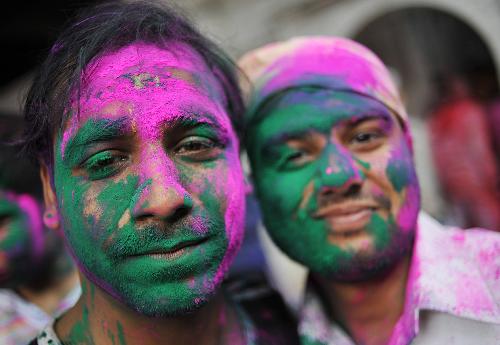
[131,238,209,261]
[313,202,378,235]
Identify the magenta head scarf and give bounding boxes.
[239,36,410,135]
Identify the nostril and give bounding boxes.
[344,184,361,198]
[134,202,191,224]
[167,204,191,223]
[318,182,362,206]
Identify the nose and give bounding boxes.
[317,143,364,199]
[132,154,193,223]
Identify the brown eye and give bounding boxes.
[349,130,385,152]
[175,137,215,153]
[174,136,223,161]
[82,150,129,180]
[353,132,380,143]
[284,150,310,166]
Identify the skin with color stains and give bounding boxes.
[247,88,420,280]
[43,42,246,321]
[0,190,43,285]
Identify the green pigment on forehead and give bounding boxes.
[122,72,161,89]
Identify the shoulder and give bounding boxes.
[418,212,500,259]
[415,311,500,345]
[224,271,300,345]
[418,213,500,306]
[458,227,500,301]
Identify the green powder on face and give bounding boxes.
[368,213,391,250]
[354,157,371,170]
[385,152,412,193]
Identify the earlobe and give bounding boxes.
[39,163,60,231]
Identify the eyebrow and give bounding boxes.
[344,111,393,129]
[62,116,131,163]
[260,111,393,154]
[165,109,230,137]
[263,130,313,148]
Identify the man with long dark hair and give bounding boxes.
[22,1,297,344]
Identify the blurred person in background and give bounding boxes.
[486,94,500,174]
[428,73,500,230]
[240,36,500,345]
[0,145,80,345]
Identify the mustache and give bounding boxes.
[103,213,222,259]
[305,184,391,217]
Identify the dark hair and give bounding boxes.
[22,0,244,166]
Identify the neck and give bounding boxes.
[55,274,245,345]
[314,256,410,345]
[17,268,80,316]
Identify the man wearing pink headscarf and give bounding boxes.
[240,36,500,345]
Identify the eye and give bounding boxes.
[82,150,128,180]
[349,130,385,151]
[279,149,312,170]
[353,132,380,143]
[174,136,224,161]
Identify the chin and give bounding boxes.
[128,292,211,318]
[321,232,415,283]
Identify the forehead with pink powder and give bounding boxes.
[240,36,407,128]
[61,42,231,154]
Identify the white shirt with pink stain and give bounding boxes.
[276,212,500,344]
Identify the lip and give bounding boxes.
[313,202,378,234]
[130,238,208,260]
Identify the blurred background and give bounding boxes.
[1,0,499,286]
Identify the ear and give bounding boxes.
[40,163,61,231]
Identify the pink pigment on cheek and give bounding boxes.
[396,184,419,232]
[210,157,245,289]
[191,215,208,235]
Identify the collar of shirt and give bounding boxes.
[298,212,500,345]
